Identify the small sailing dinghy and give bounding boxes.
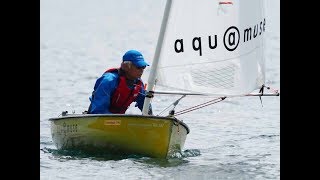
[50,0,279,158]
[50,114,189,158]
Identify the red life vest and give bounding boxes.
[105,68,143,114]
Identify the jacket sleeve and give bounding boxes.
[89,74,117,114]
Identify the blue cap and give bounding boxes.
[122,50,149,68]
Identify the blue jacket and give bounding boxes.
[88,71,148,114]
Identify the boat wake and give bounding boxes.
[167,149,201,159]
[181,149,201,157]
[133,149,201,167]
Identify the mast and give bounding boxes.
[142,0,173,115]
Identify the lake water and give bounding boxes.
[40,0,280,179]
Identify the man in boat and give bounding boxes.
[87,50,153,115]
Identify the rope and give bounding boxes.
[174,96,226,116]
[156,84,279,116]
[157,95,186,116]
[219,2,233,5]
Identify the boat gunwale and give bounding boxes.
[49,114,190,134]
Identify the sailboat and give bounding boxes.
[50,0,279,159]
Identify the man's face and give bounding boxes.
[126,64,146,80]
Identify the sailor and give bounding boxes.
[87,50,152,115]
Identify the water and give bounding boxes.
[40,0,280,179]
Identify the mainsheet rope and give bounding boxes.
[174,96,226,116]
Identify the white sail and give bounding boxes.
[158,0,265,95]
[143,0,266,114]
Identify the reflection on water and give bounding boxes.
[41,147,201,167]
[42,147,147,161]
[135,157,189,168]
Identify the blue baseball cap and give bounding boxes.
[122,50,149,68]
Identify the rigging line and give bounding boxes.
[219,2,233,5]
[259,85,264,107]
[175,97,225,114]
[263,85,279,94]
[157,95,186,116]
[152,90,204,96]
[151,90,279,98]
[151,89,279,97]
[159,45,262,69]
[174,97,226,116]
[158,103,174,116]
[173,89,279,116]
